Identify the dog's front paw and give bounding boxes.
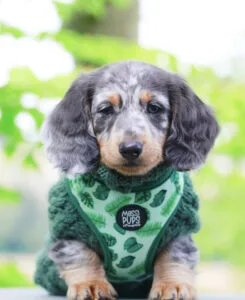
[67,280,117,300]
[149,282,197,300]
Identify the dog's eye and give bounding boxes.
[147,103,163,114]
[97,105,114,115]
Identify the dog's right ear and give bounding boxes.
[41,72,100,176]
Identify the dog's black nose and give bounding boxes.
[119,141,143,160]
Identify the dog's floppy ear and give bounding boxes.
[165,75,219,171]
[41,72,99,175]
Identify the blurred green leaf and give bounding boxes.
[55,0,130,22]
[0,186,20,204]
[0,263,33,287]
[52,30,168,66]
[23,153,39,169]
[4,140,18,157]
[8,68,80,98]
[0,23,25,38]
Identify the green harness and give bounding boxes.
[67,170,184,282]
[35,164,200,297]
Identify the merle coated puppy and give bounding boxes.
[36,60,219,300]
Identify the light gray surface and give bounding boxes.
[0,289,245,300]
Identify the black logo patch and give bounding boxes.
[116,204,147,231]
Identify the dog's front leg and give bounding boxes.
[49,240,117,300]
[149,235,199,300]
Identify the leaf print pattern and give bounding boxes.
[82,174,95,187]
[134,191,151,204]
[102,233,117,247]
[105,195,131,216]
[93,184,110,200]
[109,249,118,261]
[113,222,126,235]
[161,190,179,217]
[136,222,162,237]
[150,190,166,207]
[79,192,94,208]
[108,266,117,275]
[124,237,143,253]
[170,172,179,185]
[145,207,151,220]
[86,212,105,228]
[128,262,145,275]
[117,256,135,268]
[72,176,83,187]
[161,177,181,217]
[69,171,184,280]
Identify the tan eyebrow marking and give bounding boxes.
[108,94,120,106]
[140,90,152,103]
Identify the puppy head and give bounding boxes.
[42,61,219,176]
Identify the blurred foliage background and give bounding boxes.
[0,0,245,292]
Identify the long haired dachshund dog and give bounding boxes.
[35,61,219,300]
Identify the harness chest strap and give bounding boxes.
[67,171,184,282]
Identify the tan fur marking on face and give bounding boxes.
[140,90,152,103]
[98,134,166,176]
[108,94,120,106]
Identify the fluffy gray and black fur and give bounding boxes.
[42,60,219,298]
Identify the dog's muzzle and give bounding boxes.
[119,141,143,161]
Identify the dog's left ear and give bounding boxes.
[164,75,219,171]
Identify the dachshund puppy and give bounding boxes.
[36,61,219,300]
